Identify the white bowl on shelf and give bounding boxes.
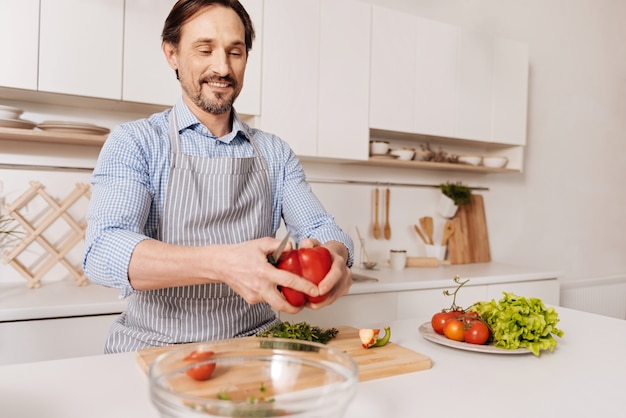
[389,148,415,161]
[482,156,509,168]
[369,140,390,155]
[458,155,483,166]
[0,104,24,120]
[413,150,430,161]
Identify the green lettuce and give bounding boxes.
[471,292,564,356]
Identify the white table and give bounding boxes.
[0,306,623,418]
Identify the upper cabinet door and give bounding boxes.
[369,6,416,133]
[39,0,124,100]
[123,0,179,106]
[0,0,39,90]
[413,17,458,138]
[491,38,529,146]
[455,30,494,141]
[260,0,320,156]
[317,0,370,161]
[235,0,263,116]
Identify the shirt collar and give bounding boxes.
[172,98,251,144]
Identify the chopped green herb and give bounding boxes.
[256,321,339,344]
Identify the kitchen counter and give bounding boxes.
[349,261,561,295]
[0,262,559,322]
[0,279,126,322]
[0,306,622,418]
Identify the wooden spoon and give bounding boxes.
[441,221,456,246]
[413,224,428,244]
[372,188,381,239]
[419,216,434,245]
[383,187,391,240]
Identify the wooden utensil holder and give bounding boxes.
[1,181,91,288]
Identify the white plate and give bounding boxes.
[418,322,531,355]
[38,121,110,135]
[0,118,37,130]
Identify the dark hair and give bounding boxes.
[162,0,255,53]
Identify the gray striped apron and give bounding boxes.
[104,109,280,353]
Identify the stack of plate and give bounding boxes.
[37,120,110,135]
[0,104,37,129]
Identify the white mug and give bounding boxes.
[389,249,407,271]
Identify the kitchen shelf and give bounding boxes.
[0,127,106,146]
[352,157,520,173]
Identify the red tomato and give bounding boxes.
[183,350,216,381]
[431,311,462,335]
[277,247,332,306]
[464,320,490,345]
[443,318,465,342]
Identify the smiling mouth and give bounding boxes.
[206,80,230,88]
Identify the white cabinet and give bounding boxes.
[260,0,370,160]
[455,29,494,141]
[491,38,529,145]
[38,0,124,100]
[280,293,397,329]
[317,0,370,160]
[0,0,39,90]
[235,0,264,116]
[413,17,458,139]
[123,0,179,106]
[369,6,529,148]
[260,0,319,156]
[0,314,118,365]
[369,6,416,134]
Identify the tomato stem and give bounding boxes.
[442,275,469,311]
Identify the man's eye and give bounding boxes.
[198,48,212,55]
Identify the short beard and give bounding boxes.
[183,76,240,115]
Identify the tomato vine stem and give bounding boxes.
[442,275,469,311]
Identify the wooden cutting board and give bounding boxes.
[136,326,431,382]
[447,194,491,264]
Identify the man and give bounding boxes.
[83,0,353,353]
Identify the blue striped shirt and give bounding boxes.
[83,99,354,297]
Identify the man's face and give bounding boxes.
[166,5,247,115]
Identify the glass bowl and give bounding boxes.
[148,337,359,417]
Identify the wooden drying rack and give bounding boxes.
[1,181,91,288]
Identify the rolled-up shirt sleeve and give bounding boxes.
[83,123,161,298]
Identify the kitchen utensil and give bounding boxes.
[413,224,428,244]
[383,187,391,240]
[389,148,415,160]
[355,226,377,270]
[441,221,455,246]
[389,249,407,270]
[447,194,491,264]
[405,257,451,268]
[267,232,291,266]
[147,337,359,417]
[372,188,381,239]
[351,273,379,282]
[482,156,509,168]
[137,326,431,382]
[419,216,434,245]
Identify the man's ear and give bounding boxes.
[162,41,178,71]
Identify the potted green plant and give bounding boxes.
[438,182,472,218]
